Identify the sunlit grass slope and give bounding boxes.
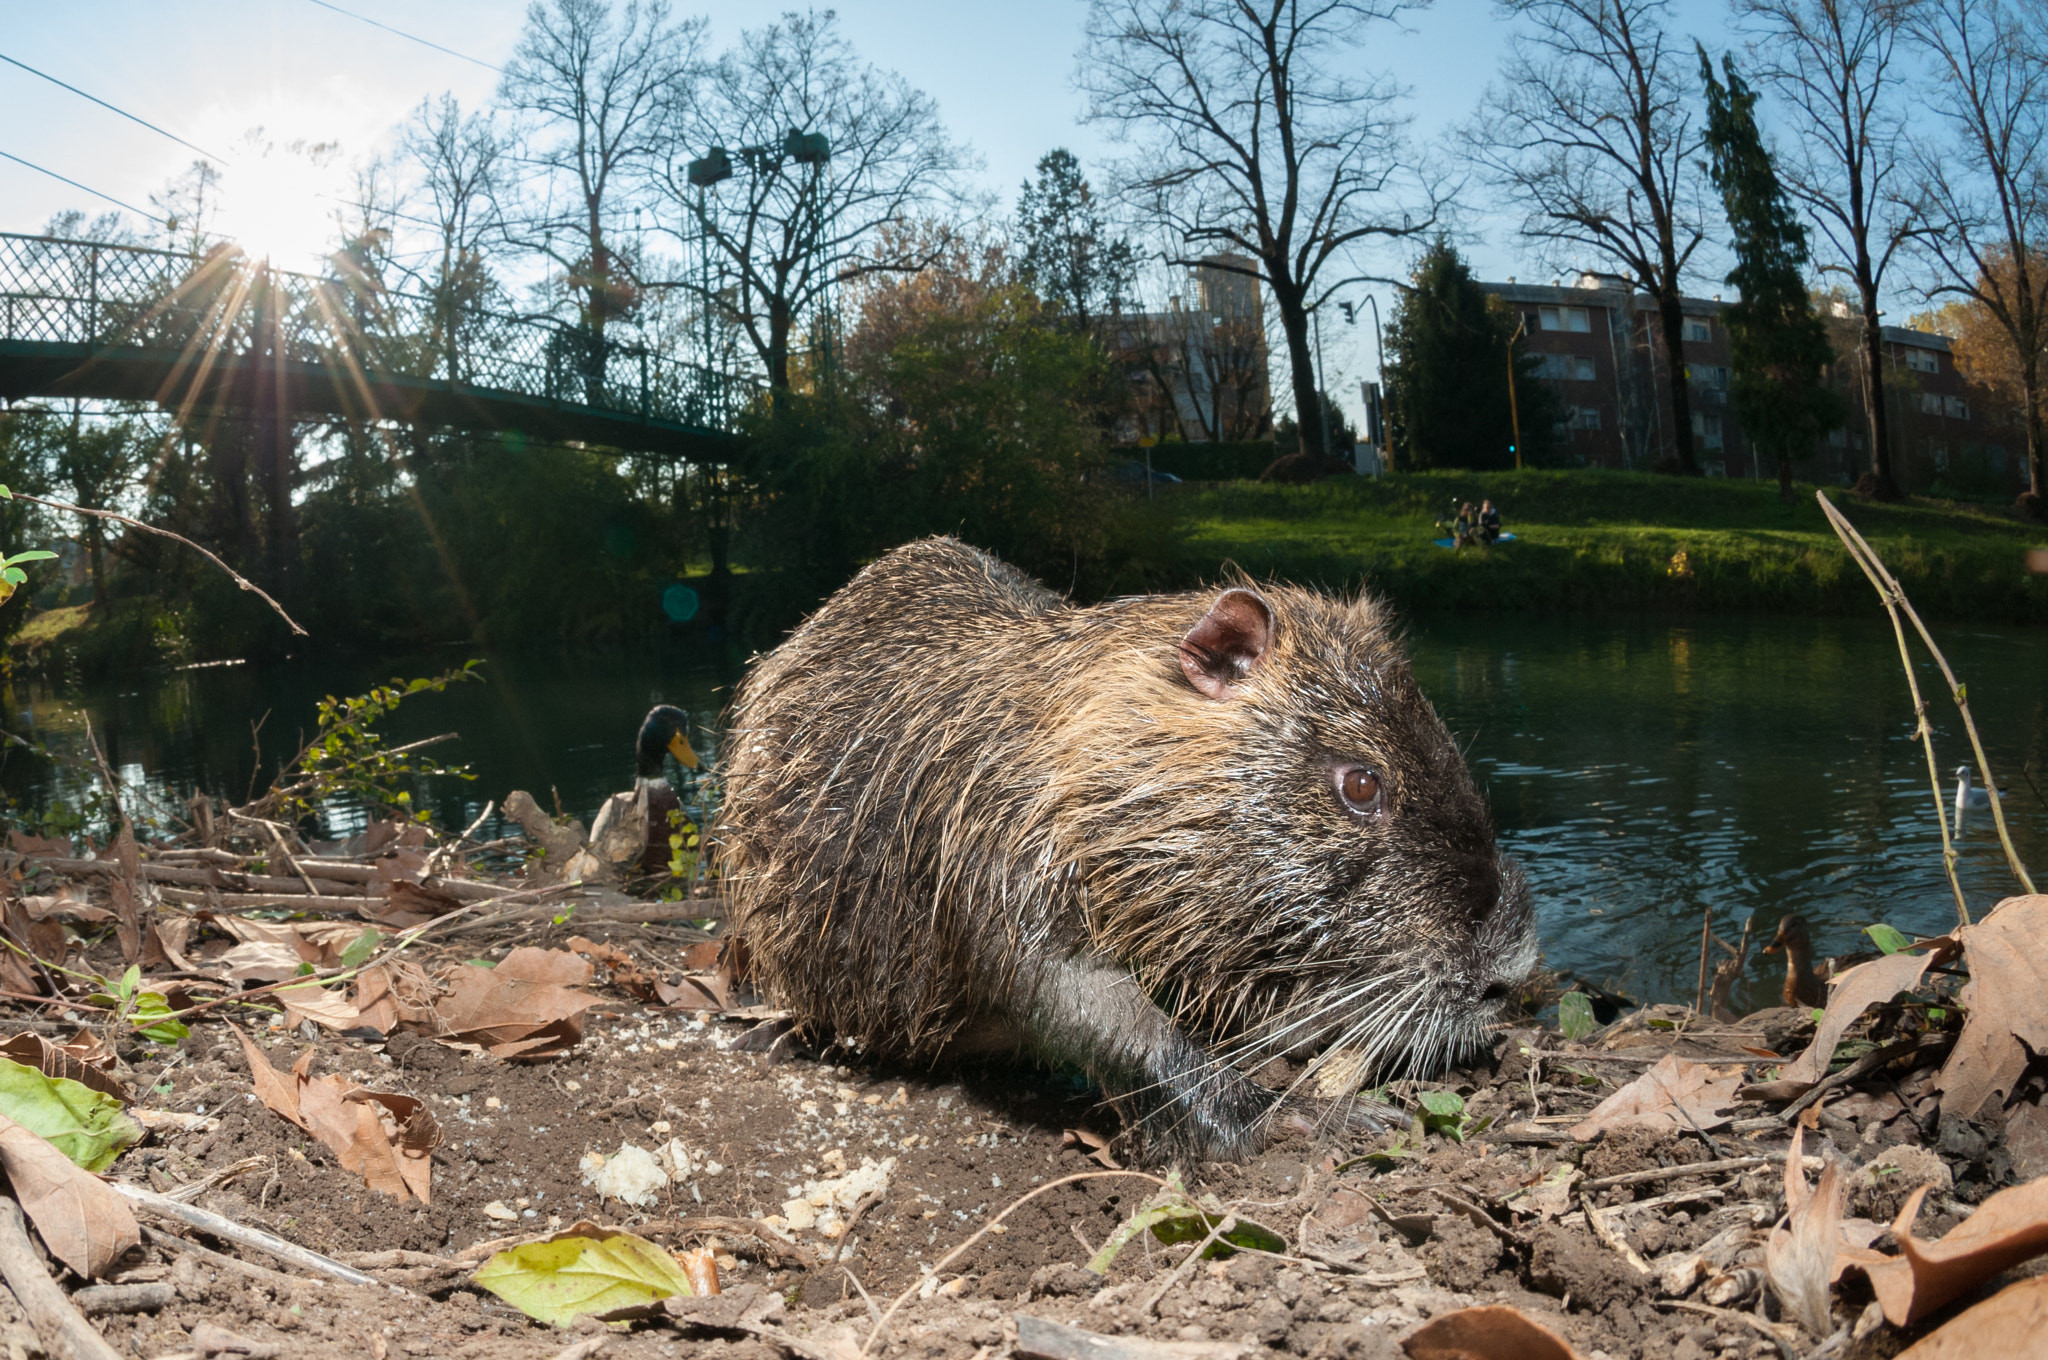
[1164,470,2048,622]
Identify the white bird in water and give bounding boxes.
[1954,764,2004,832]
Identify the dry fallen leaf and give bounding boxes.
[1401,1304,1584,1360]
[1062,1128,1120,1170]
[1896,1274,2048,1358]
[1782,940,1958,1087]
[277,982,363,1033]
[1569,1054,1743,1140]
[1856,1175,2048,1326]
[1767,1126,1844,1336]
[0,1109,139,1278]
[228,1024,437,1202]
[0,1033,128,1105]
[352,960,439,1036]
[433,948,601,1059]
[1935,896,2048,1119]
[657,976,728,1011]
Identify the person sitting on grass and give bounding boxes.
[1479,499,1502,545]
[1452,502,1479,548]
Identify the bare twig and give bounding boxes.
[7,490,304,635]
[0,1197,123,1360]
[109,1184,377,1285]
[1140,1211,1236,1316]
[1655,1299,1797,1360]
[1694,903,1714,1018]
[1818,493,2035,903]
[863,1171,1169,1358]
[1583,1202,1651,1275]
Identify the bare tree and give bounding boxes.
[656,10,969,391]
[1464,0,1710,472]
[496,0,701,338]
[1905,0,2048,513]
[1078,0,1439,457]
[399,94,508,378]
[1735,0,1917,500]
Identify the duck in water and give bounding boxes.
[629,705,703,873]
[1763,915,1829,1009]
[1952,764,2003,834]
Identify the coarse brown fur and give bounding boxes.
[715,537,1536,1161]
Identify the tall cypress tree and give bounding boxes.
[1699,48,1842,500]
[1384,238,1561,470]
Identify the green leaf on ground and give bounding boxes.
[1558,991,1597,1041]
[473,1225,696,1327]
[0,1057,143,1172]
[1417,1089,1470,1142]
[1084,1173,1283,1274]
[1866,923,1912,955]
[340,928,382,968]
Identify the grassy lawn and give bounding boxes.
[1160,469,2048,623]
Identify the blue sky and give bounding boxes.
[0,0,1865,415]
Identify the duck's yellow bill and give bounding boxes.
[668,731,702,770]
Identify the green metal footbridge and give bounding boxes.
[0,231,743,457]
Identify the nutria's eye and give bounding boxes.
[1335,765,1384,818]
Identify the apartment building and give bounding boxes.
[1104,254,1272,445]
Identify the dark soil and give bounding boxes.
[31,919,2047,1360]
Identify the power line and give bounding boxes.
[0,52,227,164]
[0,148,167,226]
[304,0,503,74]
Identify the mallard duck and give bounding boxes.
[637,704,702,778]
[1763,914,1829,1009]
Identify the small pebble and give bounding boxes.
[1177,1326,1209,1342]
[565,1081,581,1093]
[652,1119,671,1133]
[484,1096,501,1110]
[483,1201,518,1221]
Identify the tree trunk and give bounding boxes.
[1653,286,1699,474]
[767,296,792,391]
[2023,355,2046,517]
[86,522,104,606]
[1272,283,1321,458]
[1857,293,1901,500]
[1778,448,1794,503]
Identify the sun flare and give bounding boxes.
[210,136,345,270]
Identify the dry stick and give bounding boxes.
[0,1197,123,1360]
[1694,903,1714,1018]
[7,491,304,636]
[1778,1033,1951,1125]
[862,1170,1169,1358]
[234,813,321,898]
[1819,493,2037,899]
[1655,1299,1797,1360]
[1815,493,1975,925]
[109,1184,377,1286]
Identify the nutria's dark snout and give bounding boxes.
[716,537,1537,1163]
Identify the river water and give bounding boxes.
[2,615,2042,1010]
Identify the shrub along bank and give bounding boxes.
[1160,470,2048,623]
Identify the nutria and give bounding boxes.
[715,537,1536,1160]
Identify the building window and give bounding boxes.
[1692,410,1724,449]
[1918,392,1943,415]
[1904,348,1939,373]
[1684,319,1712,343]
[1535,354,1598,381]
[1540,305,1592,333]
[1570,406,1602,430]
[1692,364,1729,389]
[1944,396,1971,420]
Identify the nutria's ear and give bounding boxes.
[1179,588,1275,700]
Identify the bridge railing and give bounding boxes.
[0,232,751,437]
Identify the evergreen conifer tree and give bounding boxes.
[1384,239,1561,470]
[1700,48,1843,500]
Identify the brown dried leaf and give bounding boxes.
[1783,940,1958,1086]
[142,917,196,972]
[214,941,306,984]
[0,1033,129,1105]
[1062,1128,1120,1170]
[352,960,439,1036]
[1936,895,2048,1119]
[371,879,462,929]
[7,831,73,858]
[0,1109,139,1278]
[229,1025,310,1132]
[1568,1054,1744,1140]
[1767,1127,1843,1336]
[1401,1304,1585,1359]
[658,975,728,1011]
[1897,1274,2048,1358]
[277,982,362,1033]
[432,948,600,1058]
[19,884,111,923]
[1859,1175,2048,1326]
[111,819,144,964]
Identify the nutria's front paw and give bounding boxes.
[1273,1092,1411,1143]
